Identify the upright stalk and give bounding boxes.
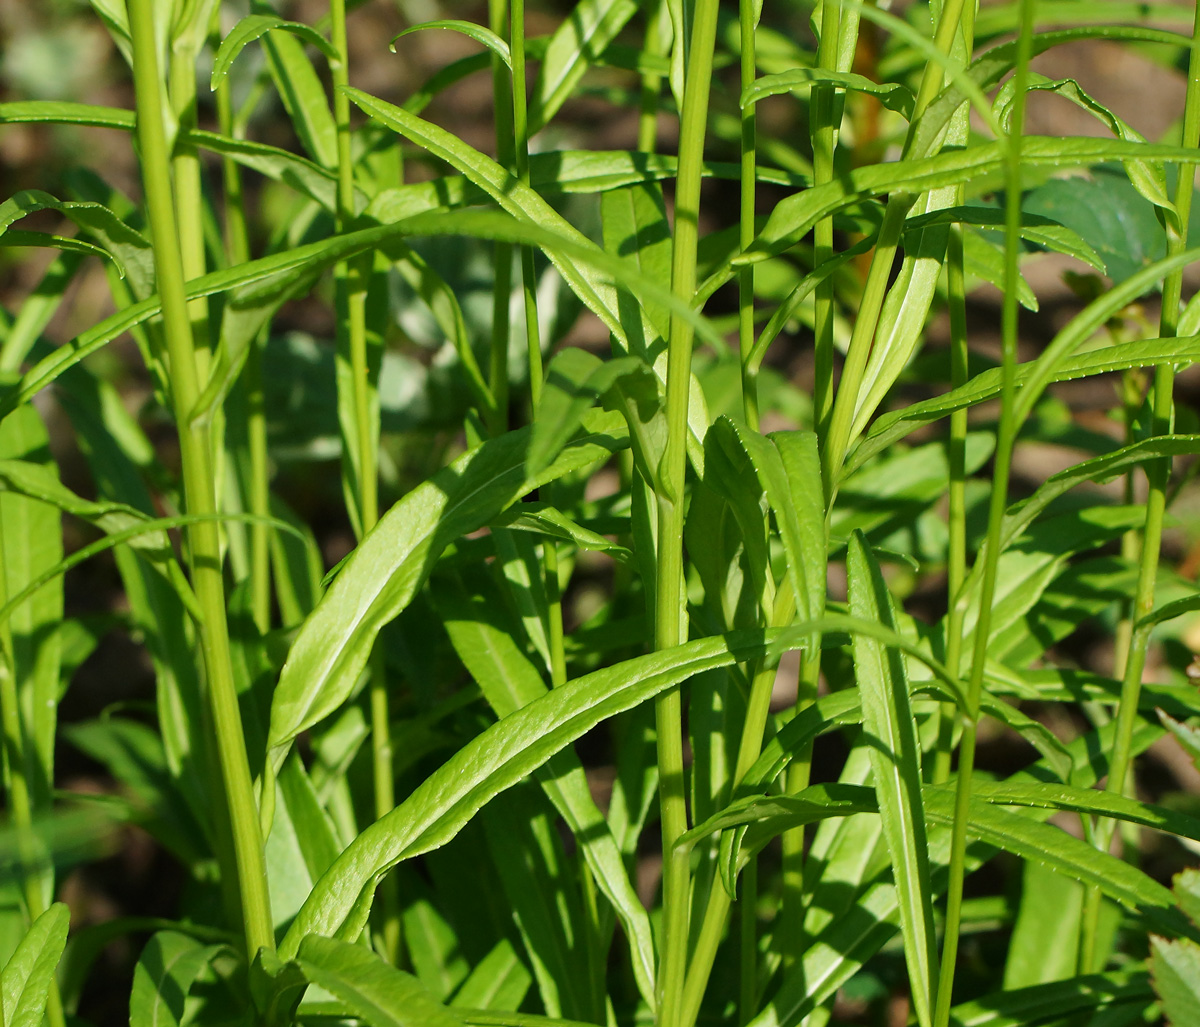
[932,3,1032,1023]
[214,17,271,635]
[656,3,721,1024]
[1079,0,1200,972]
[127,0,273,958]
[738,0,759,431]
[637,0,668,153]
[488,0,515,436]
[329,0,398,963]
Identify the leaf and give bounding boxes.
[743,67,915,117]
[278,624,821,958]
[210,15,338,89]
[849,334,1200,476]
[0,190,154,298]
[0,103,340,210]
[734,137,1200,274]
[391,22,511,68]
[903,203,1105,272]
[268,413,627,765]
[433,573,655,1010]
[528,348,641,478]
[1,903,69,1027]
[490,503,632,563]
[529,0,639,132]
[296,934,465,1027]
[947,971,1153,1027]
[600,181,672,350]
[0,231,126,275]
[129,931,224,1027]
[451,939,532,1013]
[847,532,939,1027]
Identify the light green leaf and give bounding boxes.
[0,231,125,276]
[268,413,627,766]
[743,67,915,117]
[278,624,820,958]
[947,971,1153,1027]
[391,22,511,68]
[129,931,223,1027]
[296,934,465,1027]
[491,503,632,563]
[847,532,938,1027]
[451,939,531,1013]
[210,15,338,89]
[1,903,69,1027]
[529,0,638,132]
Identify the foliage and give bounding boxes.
[1,0,1200,1025]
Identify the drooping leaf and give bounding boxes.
[210,15,338,89]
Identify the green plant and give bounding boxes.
[2,0,1200,1025]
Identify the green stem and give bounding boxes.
[738,0,759,430]
[637,0,667,153]
[932,3,1031,1023]
[214,26,271,636]
[128,0,273,958]
[1079,0,1200,973]
[330,0,397,962]
[488,0,515,437]
[656,1,721,1024]
[932,221,970,786]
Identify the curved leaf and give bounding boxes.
[278,624,822,958]
[391,22,511,68]
[211,15,338,89]
[743,68,915,117]
[268,414,628,765]
[2,903,69,1027]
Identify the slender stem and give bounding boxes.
[738,860,758,1026]
[738,0,759,430]
[932,221,970,786]
[488,0,515,437]
[810,0,841,448]
[637,0,667,153]
[168,36,211,385]
[657,2,722,1024]
[214,23,271,636]
[128,0,273,958]
[932,4,1031,1023]
[1079,0,1200,973]
[330,0,397,962]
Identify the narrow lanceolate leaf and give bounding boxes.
[268,414,627,766]
[1152,937,1200,1025]
[296,935,465,1027]
[278,625,819,958]
[210,15,338,88]
[1,903,69,1027]
[947,971,1153,1027]
[129,932,224,1027]
[528,0,639,132]
[435,576,655,1011]
[847,532,938,1027]
[391,22,511,68]
[743,68,916,117]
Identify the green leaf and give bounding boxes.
[847,532,938,1027]
[947,971,1153,1027]
[849,334,1200,476]
[268,414,627,765]
[1,903,69,1027]
[296,934,465,1027]
[0,231,126,275]
[129,931,224,1027]
[210,15,338,89]
[600,181,672,353]
[0,189,153,298]
[391,22,511,68]
[451,939,532,1013]
[278,624,820,958]
[490,503,632,563]
[529,348,641,478]
[743,67,915,117]
[528,0,639,132]
[434,573,655,1010]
